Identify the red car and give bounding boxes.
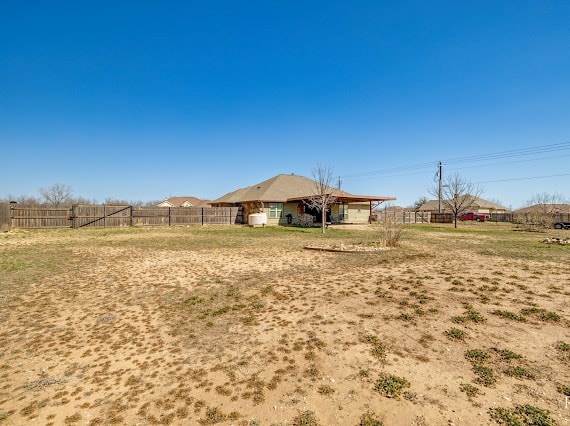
[459,212,489,222]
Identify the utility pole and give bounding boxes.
[337,176,342,190]
[438,161,443,213]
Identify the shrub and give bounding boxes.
[378,216,405,247]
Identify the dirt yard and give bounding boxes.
[0,224,568,425]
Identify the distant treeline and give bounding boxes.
[2,183,160,208]
[0,195,160,208]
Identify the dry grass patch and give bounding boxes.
[0,224,568,425]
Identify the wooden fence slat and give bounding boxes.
[0,203,11,232]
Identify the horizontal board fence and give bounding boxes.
[8,205,244,229]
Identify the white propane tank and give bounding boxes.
[248,213,267,226]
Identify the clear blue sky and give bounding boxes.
[1,1,569,208]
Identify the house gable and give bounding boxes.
[157,196,211,208]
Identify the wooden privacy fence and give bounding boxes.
[10,206,71,228]
[8,205,243,229]
[376,210,431,224]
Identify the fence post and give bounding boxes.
[202,207,204,226]
[130,206,133,227]
[0,203,11,232]
[103,205,106,228]
[168,207,171,227]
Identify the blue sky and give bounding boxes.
[1,1,569,208]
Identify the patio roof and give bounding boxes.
[287,194,396,203]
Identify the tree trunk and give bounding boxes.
[321,207,326,234]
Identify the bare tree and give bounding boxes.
[1,194,42,206]
[411,196,428,211]
[304,164,337,234]
[525,192,568,213]
[430,173,483,228]
[516,192,568,230]
[39,184,73,207]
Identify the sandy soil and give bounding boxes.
[0,226,568,425]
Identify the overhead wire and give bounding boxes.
[341,141,570,182]
[475,173,570,184]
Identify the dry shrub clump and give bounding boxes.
[378,216,406,247]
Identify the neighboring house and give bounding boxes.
[156,196,211,208]
[513,204,570,214]
[417,196,508,214]
[211,173,395,225]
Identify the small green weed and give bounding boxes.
[473,364,496,386]
[445,328,467,341]
[359,411,384,426]
[504,366,534,379]
[454,304,486,324]
[364,335,387,361]
[199,406,227,425]
[317,385,335,396]
[494,348,523,361]
[373,374,410,398]
[557,384,570,396]
[489,404,555,426]
[292,410,320,426]
[488,407,523,425]
[555,341,570,361]
[520,307,561,322]
[491,310,527,322]
[539,311,561,322]
[459,383,482,398]
[465,349,490,362]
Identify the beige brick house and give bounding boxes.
[211,174,395,226]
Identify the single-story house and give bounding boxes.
[417,196,508,214]
[513,204,570,214]
[211,173,396,226]
[156,196,211,208]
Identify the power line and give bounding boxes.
[342,141,570,180]
[475,173,570,184]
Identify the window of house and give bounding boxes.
[268,203,283,218]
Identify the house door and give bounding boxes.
[338,204,348,223]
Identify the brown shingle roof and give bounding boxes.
[418,196,507,212]
[212,174,394,204]
[513,204,570,214]
[213,174,347,203]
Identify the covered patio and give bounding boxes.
[287,194,396,225]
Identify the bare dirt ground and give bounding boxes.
[0,224,568,425]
